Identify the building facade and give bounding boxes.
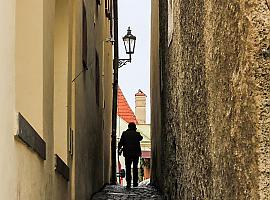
[151,0,270,199]
[0,0,113,199]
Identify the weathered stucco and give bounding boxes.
[150,0,163,190]
[73,0,112,198]
[151,0,270,199]
[0,0,17,199]
[0,0,112,199]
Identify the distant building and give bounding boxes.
[135,89,151,180]
[117,87,138,139]
[117,88,151,184]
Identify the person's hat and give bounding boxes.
[128,122,136,130]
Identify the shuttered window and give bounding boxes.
[168,0,174,46]
[95,51,100,106]
[105,0,112,19]
[82,2,88,69]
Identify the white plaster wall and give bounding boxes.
[117,116,129,139]
[137,124,151,152]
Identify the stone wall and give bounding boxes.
[151,0,270,199]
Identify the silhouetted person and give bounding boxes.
[118,122,143,188]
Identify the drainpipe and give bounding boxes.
[111,0,119,185]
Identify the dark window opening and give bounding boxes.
[95,51,100,106]
[105,0,112,19]
[82,2,88,69]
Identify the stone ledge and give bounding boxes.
[55,154,69,181]
[15,113,46,160]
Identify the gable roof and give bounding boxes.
[135,89,147,97]
[117,87,138,124]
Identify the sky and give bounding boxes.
[118,0,151,123]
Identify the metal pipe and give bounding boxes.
[111,0,119,185]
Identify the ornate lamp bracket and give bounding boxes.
[118,59,131,68]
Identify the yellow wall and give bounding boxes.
[54,0,70,164]
[72,0,112,198]
[0,0,113,199]
[102,13,113,185]
[0,0,63,199]
[15,0,44,137]
[0,0,17,199]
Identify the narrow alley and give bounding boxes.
[1,0,270,200]
[92,185,162,200]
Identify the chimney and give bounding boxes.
[135,89,147,124]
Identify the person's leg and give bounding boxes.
[132,157,139,187]
[125,157,132,188]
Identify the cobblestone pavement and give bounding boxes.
[91,185,163,200]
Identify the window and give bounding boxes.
[105,0,112,19]
[95,51,100,106]
[82,2,88,69]
[168,0,174,46]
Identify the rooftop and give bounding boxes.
[135,89,147,97]
[117,87,138,124]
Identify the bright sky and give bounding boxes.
[118,0,151,123]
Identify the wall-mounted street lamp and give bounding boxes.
[118,27,136,68]
[111,25,136,184]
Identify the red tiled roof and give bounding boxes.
[135,89,147,97]
[117,87,138,124]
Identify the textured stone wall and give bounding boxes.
[152,0,270,199]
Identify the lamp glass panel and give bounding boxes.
[123,38,129,53]
[129,39,135,54]
[127,39,132,54]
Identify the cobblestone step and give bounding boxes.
[91,185,163,200]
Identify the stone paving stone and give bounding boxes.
[91,185,163,200]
